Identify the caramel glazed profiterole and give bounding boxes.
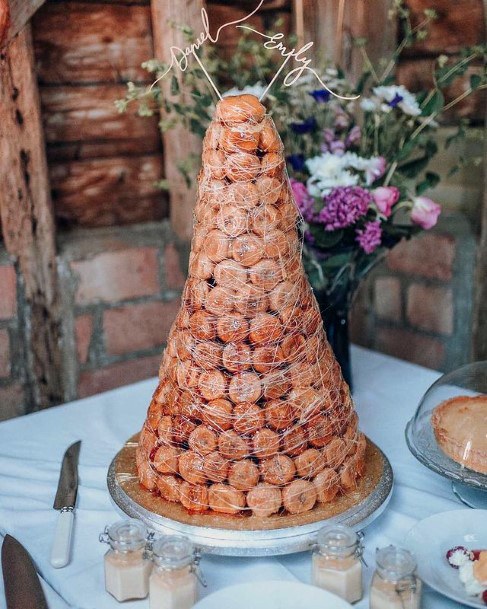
[136,94,366,518]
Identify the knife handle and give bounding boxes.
[50,507,74,568]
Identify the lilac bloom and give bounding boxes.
[317,186,372,230]
[356,220,382,254]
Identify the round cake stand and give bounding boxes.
[107,436,393,557]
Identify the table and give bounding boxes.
[0,347,468,609]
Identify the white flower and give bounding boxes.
[304,151,386,196]
[305,153,358,196]
[360,98,377,112]
[223,82,266,99]
[372,85,421,116]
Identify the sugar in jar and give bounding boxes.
[311,524,363,603]
[100,519,152,601]
[149,535,200,609]
[370,545,422,609]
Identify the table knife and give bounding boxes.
[50,440,81,569]
[2,534,49,609]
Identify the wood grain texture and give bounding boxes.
[32,1,153,84]
[0,0,46,49]
[150,0,203,241]
[40,84,160,147]
[0,26,64,409]
[50,155,168,227]
[296,0,396,82]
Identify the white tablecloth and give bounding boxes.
[0,347,467,608]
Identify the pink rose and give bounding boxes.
[372,186,400,217]
[411,196,441,229]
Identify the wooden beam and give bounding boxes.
[294,0,396,82]
[0,25,64,409]
[0,0,47,49]
[150,0,204,241]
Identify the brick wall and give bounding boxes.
[351,212,476,371]
[0,220,186,417]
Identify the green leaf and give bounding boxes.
[170,75,180,96]
[355,71,371,94]
[421,89,444,116]
[415,171,440,194]
[470,73,482,89]
[309,226,344,249]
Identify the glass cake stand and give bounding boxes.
[405,361,487,509]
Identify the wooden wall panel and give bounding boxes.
[40,84,160,151]
[50,155,167,227]
[30,0,166,229]
[32,2,153,84]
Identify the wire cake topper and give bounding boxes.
[152,0,359,102]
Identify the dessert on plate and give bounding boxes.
[446,546,487,603]
[431,395,487,475]
[135,94,367,518]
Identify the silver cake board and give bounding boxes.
[107,437,393,557]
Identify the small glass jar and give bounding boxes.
[99,519,152,601]
[370,546,422,609]
[311,524,363,603]
[149,535,199,609]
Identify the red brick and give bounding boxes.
[407,284,453,335]
[375,327,445,370]
[164,243,186,289]
[77,354,161,398]
[71,247,160,304]
[0,329,10,377]
[374,277,402,321]
[104,299,180,356]
[0,265,17,320]
[387,234,455,281]
[75,314,93,364]
[0,383,25,421]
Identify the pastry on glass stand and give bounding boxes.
[406,361,487,509]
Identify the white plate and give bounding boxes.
[194,580,353,609]
[404,509,487,608]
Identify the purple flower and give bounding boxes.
[346,125,361,147]
[310,89,331,103]
[304,230,315,244]
[388,93,404,108]
[317,186,372,230]
[290,179,315,222]
[291,117,317,134]
[356,220,382,254]
[329,140,346,155]
[287,154,306,172]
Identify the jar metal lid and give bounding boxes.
[316,524,358,554]
[107,519,147,552]
[152,535,194,569]
[376,545,417,581]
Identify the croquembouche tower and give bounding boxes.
[136,94,366,518]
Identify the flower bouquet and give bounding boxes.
[118,3,486,384]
